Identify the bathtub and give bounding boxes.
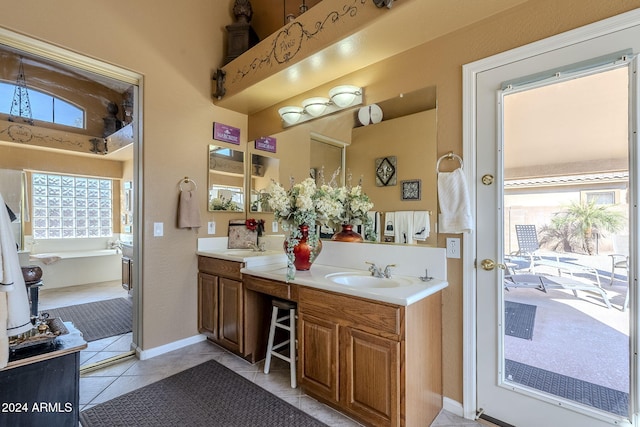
[27,248,122,290]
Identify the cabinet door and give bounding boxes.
[299,312,339,402]
[218,277,243,353]
[198,273,218,339]
[341,327,400,427]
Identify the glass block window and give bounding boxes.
[32,173,113,239]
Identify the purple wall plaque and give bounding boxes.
[255,136,276,153]
[213,122,240,145]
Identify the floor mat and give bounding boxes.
[504,300,536,340]
[80,359,328,427]
[505,359,628,416]
[41,298,132,342]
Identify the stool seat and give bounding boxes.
[264,299,297,388]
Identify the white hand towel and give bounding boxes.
[178,190,202,229]
[384,212,395,237]
[394,211,414,245]
[413,211,430,241]
[438,168,473,233]
[0,193,32,368]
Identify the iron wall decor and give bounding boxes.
[375,156,397,186]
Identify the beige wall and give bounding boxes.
[2,0,638,405]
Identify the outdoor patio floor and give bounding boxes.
[504,253,630,405]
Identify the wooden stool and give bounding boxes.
[264,299,297,388]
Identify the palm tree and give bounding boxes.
[545,200,624,255]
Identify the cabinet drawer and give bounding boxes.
[198,256,242,280]
[244,275,292,300]
[299,287,401,337]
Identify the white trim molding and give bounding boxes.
[136,334,207,361]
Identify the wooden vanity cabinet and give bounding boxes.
[121,243,133,291]
[299,286,442,427]
[198,257,243,354]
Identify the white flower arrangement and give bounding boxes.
[316,170,375,237]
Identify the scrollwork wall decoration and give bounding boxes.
[231,0,367,84]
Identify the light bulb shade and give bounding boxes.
[329,85,362,108]
[278,106,304,124]
[301,97,329,117]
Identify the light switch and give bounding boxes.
[153,222,164,237]
[272,221,278,233]
[208,221,216,234]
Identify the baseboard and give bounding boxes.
[443,396,465,417]
[136,334,207,360]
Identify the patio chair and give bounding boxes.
[609,234,629,311]
[514,224,602,287]
[504,273,612,309]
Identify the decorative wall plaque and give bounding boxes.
[401,179,421,201]
[375,156,397,186]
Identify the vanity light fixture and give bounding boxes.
[329,85,362,108]
[278,106,304,125]
[301,97,330,117]
[278,85,363,127]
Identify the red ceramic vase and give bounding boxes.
[284,225,322,270]
[331,224,364,243]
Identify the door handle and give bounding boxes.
[480,259,507,271]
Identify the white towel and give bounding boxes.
[178,190,201,229]
[438,168,473,233]
[0,193,33,368]
[413,211,430,241]
[384,212,395,237]
[394,211,414,245]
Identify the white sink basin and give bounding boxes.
[325,272,412,288]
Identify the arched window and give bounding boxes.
[0,81,84,128]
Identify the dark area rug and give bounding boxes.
[504,301,536,340]
[505,359,628,416]
[80,359,329,427]
[41,298,132,342]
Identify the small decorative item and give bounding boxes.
[228,219,259,249]
[375,156,397,186]
[213,122,240,145]
[401,179,421,201]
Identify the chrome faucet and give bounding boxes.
[365,262,396,278]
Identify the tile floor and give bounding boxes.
[40,282,483,427]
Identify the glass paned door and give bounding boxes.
[501,66,630,415]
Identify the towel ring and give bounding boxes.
[179,177,197,191]
[436,152,464,173]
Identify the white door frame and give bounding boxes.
[462,9,640,422]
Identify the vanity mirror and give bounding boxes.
[249,153,279,212]
[208,145,245,212]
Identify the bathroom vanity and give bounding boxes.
[196,241,447,427]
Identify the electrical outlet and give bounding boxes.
[208,221,216,235]
[446,237,460,258]
[272,221,278,232]
[153,222,164,237]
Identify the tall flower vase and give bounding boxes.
[331,224,364,243]
[284,225,323,271]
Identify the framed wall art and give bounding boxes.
[401,179,421,201]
